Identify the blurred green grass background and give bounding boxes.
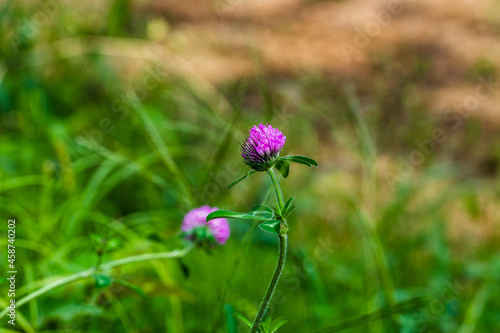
[1,0,500,332]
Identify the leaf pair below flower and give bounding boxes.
[275,155,317,178]
[227,155,317,189]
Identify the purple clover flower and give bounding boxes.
[241,124,286,170]
[181,206,230,245]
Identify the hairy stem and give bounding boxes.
[250,168,288,332]
[250,234,287,332]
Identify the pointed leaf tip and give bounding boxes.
[233,313,252,328]
[284,197,295,211]
[270,319,288,332]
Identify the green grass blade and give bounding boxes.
[134,102,194,209]
[457,283,495,333]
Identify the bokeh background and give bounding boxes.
[1,0,500,332]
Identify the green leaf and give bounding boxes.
[283,197,295,212]
[275,159,289,178]
[252,204,274,219]
[206,209,270,222]
[247,211,273,220]
[280,155,318,167]
[252,204,273,214]
[259,322,270,333]
[270,319,288,332]
[274,202,282,217]
[284,206,296,217]
[233,313,252,328]
[280,197,296,218]
[258,220,281,234]
[93,274,113,289]
[228,170,257,190]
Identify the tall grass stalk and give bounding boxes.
[344,82,399,329]
[133,100,194,209]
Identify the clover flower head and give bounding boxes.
[241,124,286,170]
[181,205,230,245]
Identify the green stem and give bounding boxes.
[0,244,195,319]
[267,168,285,211]
[250,234,287,333]
[250,168,288,332]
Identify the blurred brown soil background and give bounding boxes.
[140,0,500,124]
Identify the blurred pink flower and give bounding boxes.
[181,205,230,245]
